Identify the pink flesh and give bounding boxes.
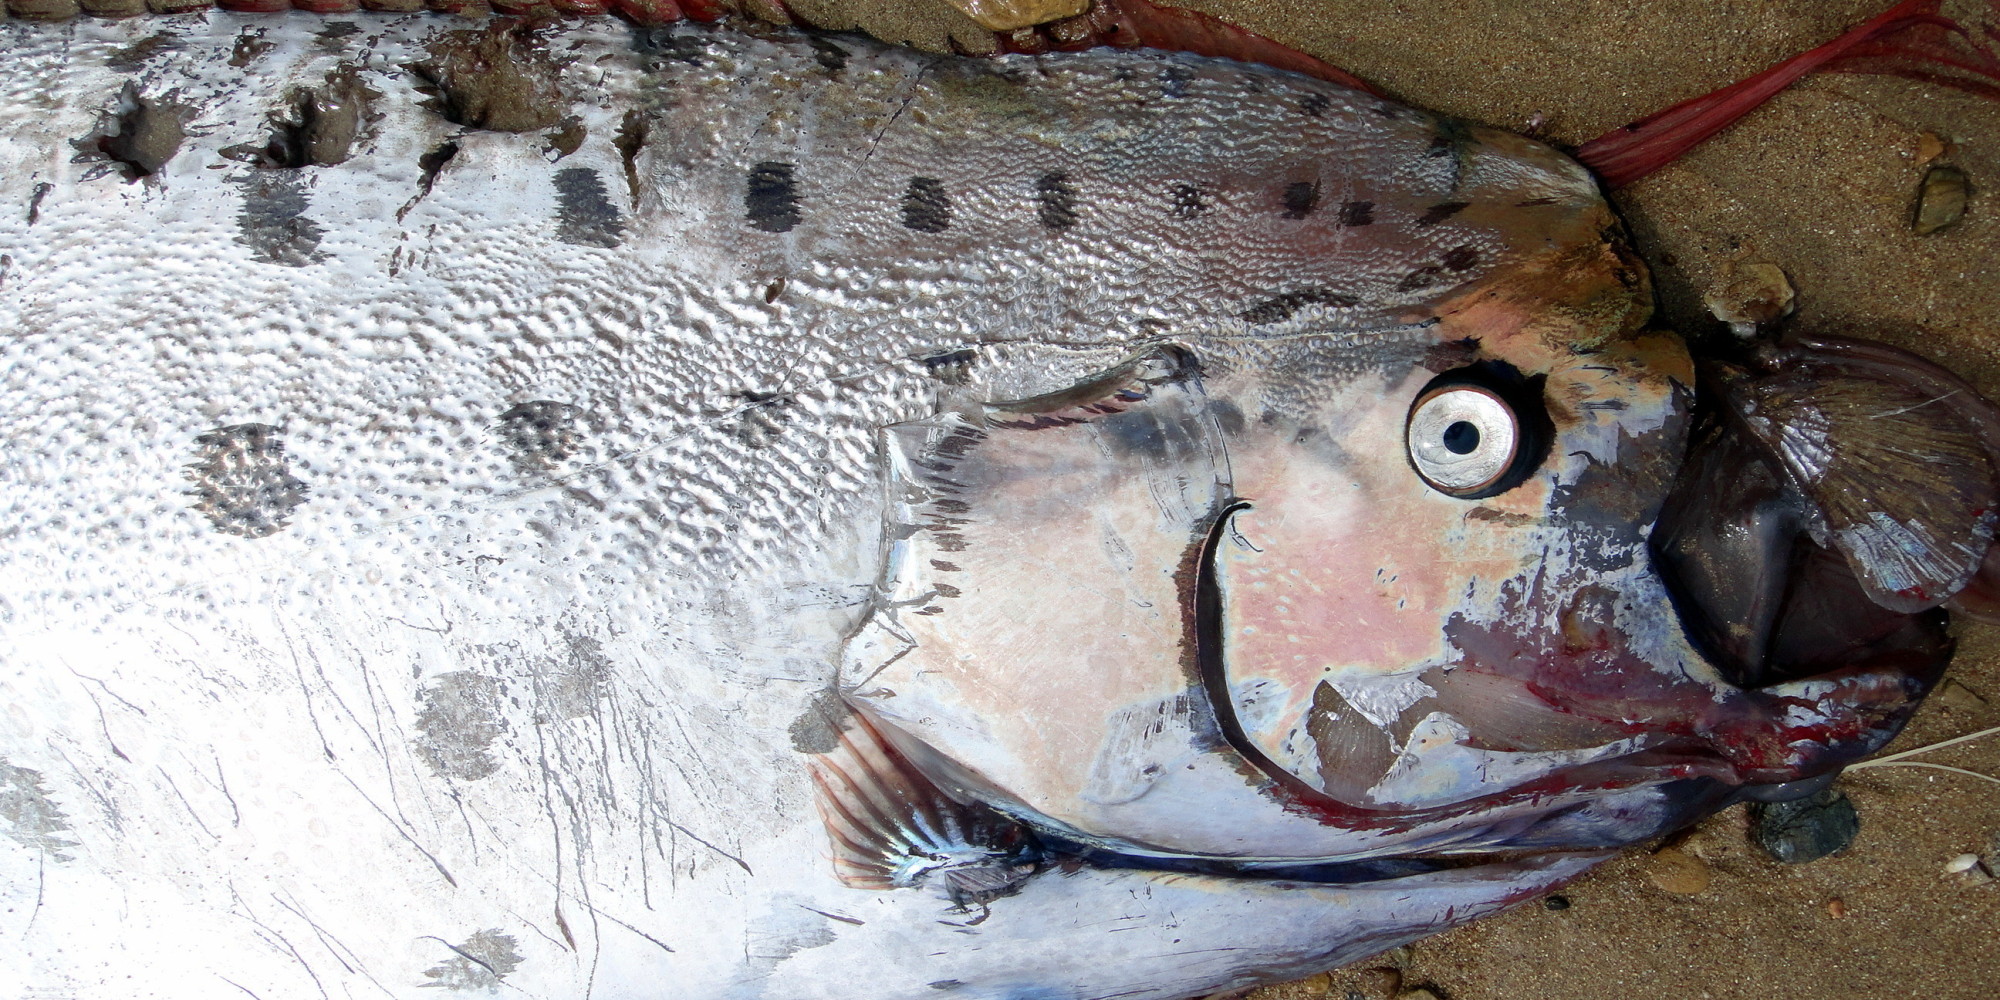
[1576,0,2000,189]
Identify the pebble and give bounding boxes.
[1646,847,1712,894]
[1913,164,1970,236]
[1915,132,1949,165]
[1945,853,1981,875]
[1826,897,1847,919]
[1357,967,1402,998]
[1749,785,1860,864]
[1543,894,1571,911]
[1703,260,1795,333]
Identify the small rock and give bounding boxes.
[1646,847,1711,894]
[1704,260,1795,334]
[1934,679,1989,713]
[1357,967,1402,998]
[1915,131,1948,165]
[1945,853,1981,875]
[1914,164,1970,236]
[1543,894,1571,911]
[1749,785,1860,864]
[1826,897,1847,919]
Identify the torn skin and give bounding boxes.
[1576,0,2000,189]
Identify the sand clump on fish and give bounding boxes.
[2,1,2000,999]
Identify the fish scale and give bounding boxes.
[4,10,1995,1000]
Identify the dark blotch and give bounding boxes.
[638,26,708,68]
[83,84,193,181]
[1395,265,1446,292]
[1300,92,1330,117]
[1749,786,1860,864]
[1281,180,1320,219]
[543,116,586,161]
[1441,244,1480,271]
[222,66,371,170]
[1159,65,1193,98]
[410,21,567,133]
[1337,200,1374,227]
[901,176,953,234]
[420,929,523,990]
[496,400,583,473]
[26,182,51,225]
[788,687,852,755]
[230,27,274,68]
[920,348,978,386]
[1414,201,1470,227]
[1171,183,1209,219]
[1241,288,1360,325]
[745,161,801,234]
[614,109,649,207]
[1543,894,1571,911]
[808,35,849,73]
[186,424,309,538]
[553,167,624,249]
[236,173,327,267]
[397,140,460,221]
[415,672,506,782]
[1035,171,1077,232]
[107,33,179,73]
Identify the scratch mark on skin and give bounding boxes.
[664,819,753,874]
[577,901,675,954]
[218,976,263,1000]
[22,856,45,939]
[195,750,242,827]
[801,905,866,926]
[67,668,147,715]
[231,886,330,1000]
[273,891,397,997]
[49,740,123,833]
[334,769,458,887]
[159,766,219,840]
[68,672,131,761]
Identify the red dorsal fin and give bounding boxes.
[1578,0,2000,189]
[987,0,1380,95]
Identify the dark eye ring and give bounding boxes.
[1405,369,1547,499]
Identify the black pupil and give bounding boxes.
[1442,420,1481,455]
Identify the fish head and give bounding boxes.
[839,174,1990,866]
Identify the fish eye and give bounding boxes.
[1405,372,1543,498]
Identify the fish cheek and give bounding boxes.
[1210,368,1546,801]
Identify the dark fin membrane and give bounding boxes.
[984,0,1380,95]
[1578,0,2000,189]
[806,707,1040,904]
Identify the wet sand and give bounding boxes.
[807,2,2000,997]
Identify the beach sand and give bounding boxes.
[804,2,2000,997]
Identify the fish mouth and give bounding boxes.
[1649,333,1999,785]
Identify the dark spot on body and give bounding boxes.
[1396,265,1446,292]
[107,33,179,72]
[929,982,965,991]
[1414,201,1470,227]
[746,161,801,233]
[223,66,372,169]
[420,929,524,990]
[901,176,952,233]
[920,348,978,385]
[1442,244,1480,271]
[1423,338,1481,373]
[638,26,708,68]
[186,424,309,538]
[397,140,460,220]
[1337,200,1373,226]
[1300,93,1330,117]
[1171,183,1209,218]
[411,21,568,133]
[0,759,78,861]
[237,173,327,267]
[414,672,506,782]
[26,182,51,225]
[1209,399,1246,435]
[733,390,793,447]
[789,687,852,754]
[543,116,585,161]
[230,27,273,68]
[496,400,583,472]
[614,109,648,207]
[764,278,785,303]
[79,84,193,181]
[808,35,849,73]
[1373,105,1398,118]
[553,167,623,248]
[315,20,362,43]
[1035,171,1077,231]
[1159,65,1193,98]
[1241,288,1360,325]
[1282,180,1320,219]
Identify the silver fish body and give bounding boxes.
[1,13,1989,1000]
